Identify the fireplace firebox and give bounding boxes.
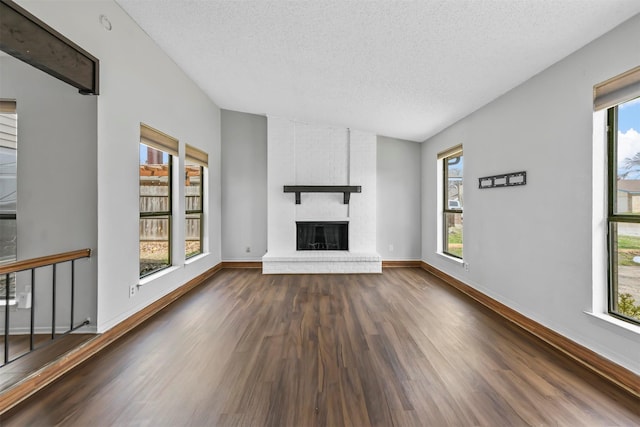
[296,221,348,251]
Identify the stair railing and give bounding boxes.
[0,249,92,366]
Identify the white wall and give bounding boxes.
[17,0,222,333]
[421,14,640,375]
[377,136,421,260]
[0,55,97,331]
[220,113,422,262]
[221,110,267,261]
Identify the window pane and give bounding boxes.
[185,162,202,259]
[139,140,172,277]
[185,163,202,211]
[0,218,16,263]
[139,216,170,276]
[444,212,463,258]
[140,144,170,214]
[0,111,17,301]
[0,273,15,300]
[186,213,201,258]
[0,129,17,264]
[610,221,640,322]
[614,97,640,214]
[447,155,463,210]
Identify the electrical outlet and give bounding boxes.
[389,244,394,252]
[463,262,470,272]
[17,292,31,309]
[246,246,251,253]
[130,284,137,298]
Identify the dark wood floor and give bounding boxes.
[0,334,95,393]
[1,268,639,426]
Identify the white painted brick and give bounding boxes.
[262,251,382,274]
[265,118,380,273]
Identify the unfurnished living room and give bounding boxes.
[0,0,639,425]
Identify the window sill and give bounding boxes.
[139,266,180,286]
[185,252,208,265]
[437,252,464,264]
[584,311,640,336]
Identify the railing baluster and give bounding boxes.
[70,260,75,330]
[51,264,56,340]
[4,273,11,365]
[30,269,35,351]
[0,249,90,366]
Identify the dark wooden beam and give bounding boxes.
[0,0,99,95]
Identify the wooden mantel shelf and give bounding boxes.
[283,185,361,204]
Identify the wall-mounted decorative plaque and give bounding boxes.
[478,171,526,189]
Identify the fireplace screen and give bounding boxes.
[296,221,348,250]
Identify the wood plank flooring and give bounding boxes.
[0,334,94,392]
[1,268,639,426]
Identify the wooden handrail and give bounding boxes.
[0,249,91,275]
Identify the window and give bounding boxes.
[598,65,640,324]
[439,145,463,258]
[139,124,178,277]
[185,144,207,259]
[607,98,640,324]
[0,100,17,304]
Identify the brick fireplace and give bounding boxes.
[262,117,382,274]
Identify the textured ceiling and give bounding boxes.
[115,0,640,142]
